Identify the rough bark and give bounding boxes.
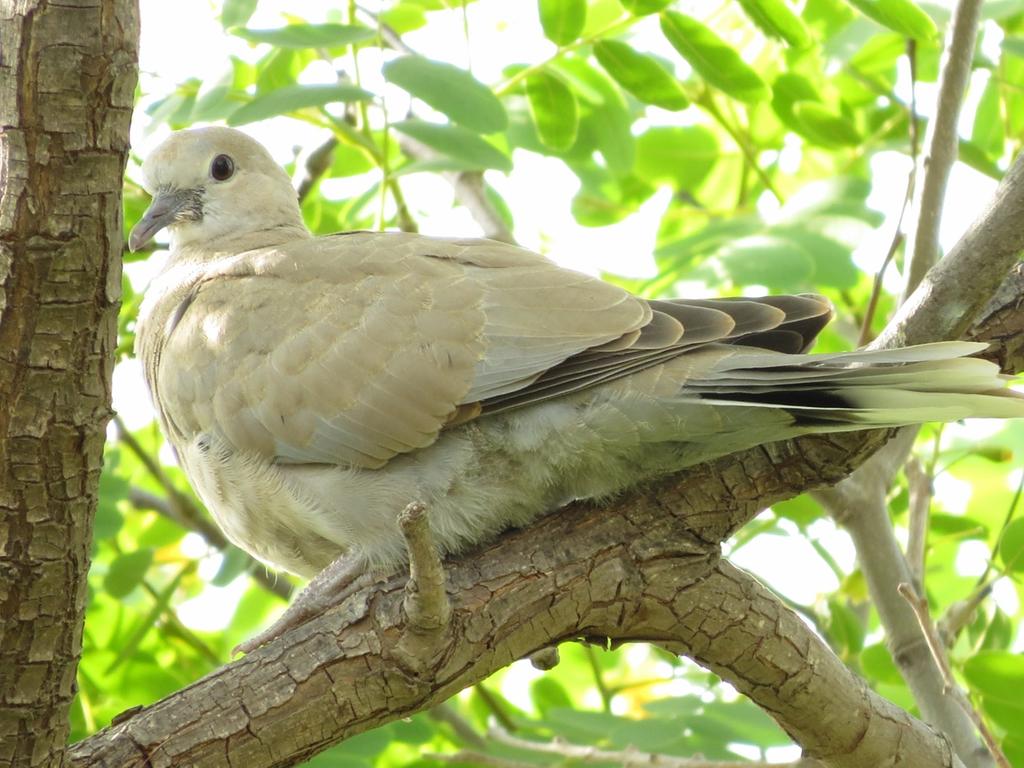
[0,1,138,766]
[63,168,1024,767]
[64,425,964,768]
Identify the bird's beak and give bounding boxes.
[128,189,197,252]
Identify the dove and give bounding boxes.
[130,126,1024,650]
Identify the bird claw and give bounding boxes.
[232,555,376,656]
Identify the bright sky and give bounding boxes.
[124,0,1018,634]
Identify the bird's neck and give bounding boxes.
[168,222,312,260]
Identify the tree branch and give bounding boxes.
[814,58,1024,768]
[902,0,983,298]
[483,723,823,767]
[65,436,972,767]
[66,132,1024,768]
[898,585,1011,768]
[879,142,1024,350]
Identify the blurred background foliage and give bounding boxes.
[92,0,1024,764]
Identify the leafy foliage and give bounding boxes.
[98,0,1024,765]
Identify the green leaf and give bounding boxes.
[958,139,1003,180]
[804,0,858,35]
[653,216,762,275]
[772,495,824,527]
[971,77,1004,159]
[1004,735,1024,768]
[136,516,186,549]
[980,608,1014,652]
[525,71,579,151]
[379,3,428,34]
[621,0,673,13]
[738,0,813,48]
[254,48,311,95]
[593,41,690,111]
[539,0,587,45]
[191,84,248,123]
[842,0,937,40]
[232,23,376,49]
[104,549,154,599]
[998,517,1024,572]
[384,55,507,133]
[771,72,822,132]
[221,0,258,29]
[928,513,988,540]
[964,651,1024,731]
[827,597,865,656]
[660,11,771,103]
[860,644,904,685]
[530,676,574,715]
[571,171,653,226]
[792,101,861,146]
[635,125,718,190]
[212,547,253,587]
[554,57,634,174]
[713,234,816,290]
[228,84,374,125]
[775,227,859,288]
[392,119,512,171]
[964,650,1024,699]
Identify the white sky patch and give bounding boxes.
[954,539,989,577]
[992,577,1020,619]
[730,524,842,604]
[933,472,973,514]
[177,576,249,631]
[112,357,157,431]
[499,659,544,713]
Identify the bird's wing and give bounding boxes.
[153,233,638,468]
[153,232,832,469]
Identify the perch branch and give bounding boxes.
[66,141,1024,767]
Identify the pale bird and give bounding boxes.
[130,127,1024,650]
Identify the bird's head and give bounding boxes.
[129,126,308,253]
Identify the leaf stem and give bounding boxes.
[494,15,638,97]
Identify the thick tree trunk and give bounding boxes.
[0,1,138,765]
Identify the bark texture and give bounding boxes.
[65,430,922,768]
[0,1,138,765]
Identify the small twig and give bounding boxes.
[429,703,488,749]
[295,135,337,203]
[873,148,1024,350]
[858,229,905,346]
[897,583,1012,768]
[399,502,450,634]
[355,9,514,242]
[487,724,821,767]
[584,644,613,712]
[473,684,518,733]
[902,0,984,299]
[938,587,989,646]
[427,751,535,768]
[904,456,932,593]
[697,90,783,204]
[897,583,955,690]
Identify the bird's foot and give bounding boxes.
[233,556,377,656]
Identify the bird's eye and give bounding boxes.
[210,154,235,181]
